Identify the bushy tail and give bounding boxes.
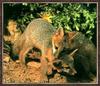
[13,34,25,53]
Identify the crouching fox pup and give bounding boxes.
[65,31,96,81]
[12,18,64,82]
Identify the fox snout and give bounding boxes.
[52,28,64,58]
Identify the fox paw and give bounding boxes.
[40,77,48,83]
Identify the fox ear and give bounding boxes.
[55,28,64,38]
[67,32,77,40]
[69,49,78,58]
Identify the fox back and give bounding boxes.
[13,19,55,55]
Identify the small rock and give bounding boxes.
[16,60,20,63]
[3,55,10,63]
[3,66,7,71]
[54,73,61,78]
[27,62,41,68]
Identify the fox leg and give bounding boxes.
[40,55,48,82]
[19,45,32,65]
[40,48,55,82]
[46,48,55,75]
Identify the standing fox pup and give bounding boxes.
[12,18,64,82]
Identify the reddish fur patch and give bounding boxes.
[67,32,76,40]
[53,35,62,44]
[67,32,77,48]
[42,48,54,62]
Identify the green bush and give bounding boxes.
[3,3,97,45]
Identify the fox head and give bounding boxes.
[52,28,64,58]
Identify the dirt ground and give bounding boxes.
[2,53,67,84]
[2,52,97,84]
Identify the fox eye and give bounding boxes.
[55,46,58,50]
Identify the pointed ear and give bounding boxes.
[69,49,78,58]
[67,32,77,40]
[55,28,64,38]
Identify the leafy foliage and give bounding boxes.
[3,3,97,45]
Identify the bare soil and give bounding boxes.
[2,53,67,84]
[2,50,97,84]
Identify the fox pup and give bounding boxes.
[64,31,96,81]
[12,18,64,82]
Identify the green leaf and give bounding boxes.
[65,25,72,31]
[86,30,91,34]
[75,25,79,31]
[89,23,94,29]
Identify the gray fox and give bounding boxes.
[12,18,64,82]
[64,31,96,81]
